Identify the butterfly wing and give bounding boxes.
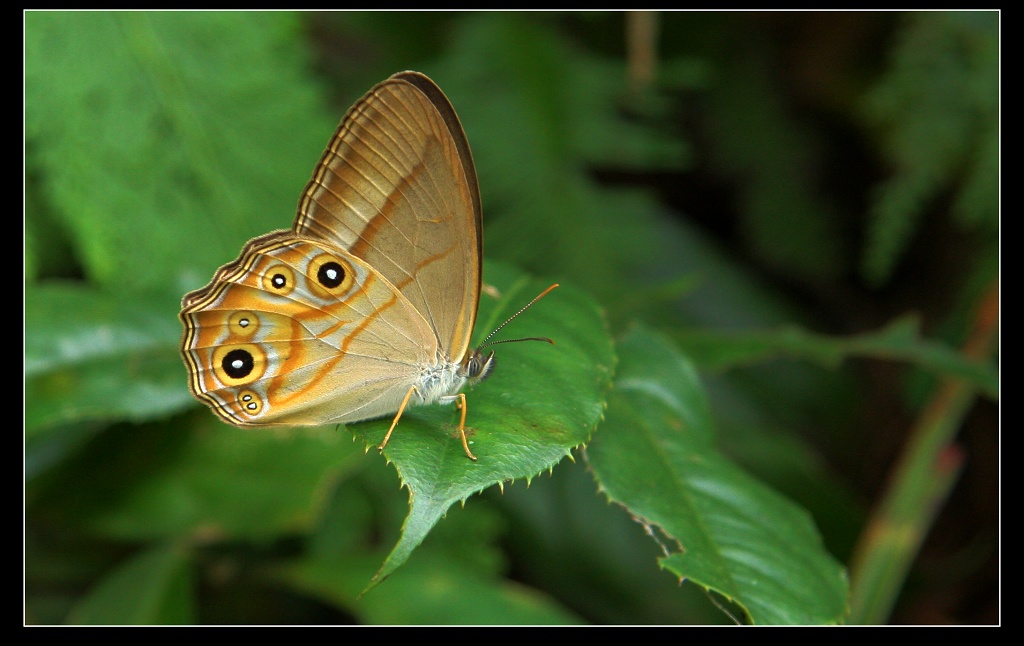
[293,71,482,363]
[181,234,439,426]
[181,72,481,428]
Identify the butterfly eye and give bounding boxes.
[462,350,496,385]
[212,343,266,386]
[307,254,355,299]
[262,264,296,296]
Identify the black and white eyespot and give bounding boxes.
[307,253,355,299]
[212,343,266,387]
[222,348,253,379]
[261,263,296,296]
[228,310,259,337]
[236,388,264,417]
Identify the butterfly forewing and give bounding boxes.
[294,72,482,363]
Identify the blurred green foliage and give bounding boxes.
[25,11,998,625]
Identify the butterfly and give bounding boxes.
[179,71,554,461]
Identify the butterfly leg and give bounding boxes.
[454,393,477,461]
[379,387,477,461]
[379,385,418,452]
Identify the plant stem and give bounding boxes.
[847,280,998,624]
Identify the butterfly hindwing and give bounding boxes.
[181,236,437,426]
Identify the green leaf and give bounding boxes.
[287,549,584,625]
[703,42,843,283]
[25,283,190,439]
[493,461,737,624]
[25,11,332,291]
[349,261,614,588]
[859,11,998,286]
[364,554,584,625]
[31,419,360,541]
[284,493,584,625]
[588,326,849,625]
[675,316,998,399]
[431,13,685,308]
[65,543,193,625]
[279,457,585,624]
[284,524,585,626]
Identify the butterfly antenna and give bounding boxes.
[478,284,559,349]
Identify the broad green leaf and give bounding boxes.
[65,543,193,625]
[285,494,583,624]
[350,262,614,588]
[675,316,998,398]
[25,283,190,439]
[287,549,583,625]
[25,11,332,291]
[493,460,736,624]
[274,455,581,624]
[31,419,360,541]
[588,327,848,625]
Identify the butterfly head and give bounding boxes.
[461,349,497,386]
[459,283,559,387]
